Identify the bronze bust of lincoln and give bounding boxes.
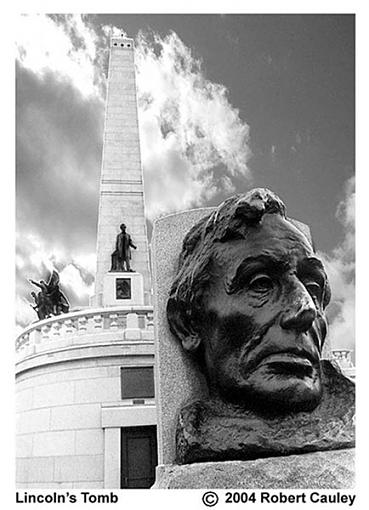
[167,188,354,464]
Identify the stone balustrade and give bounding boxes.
[331,348,355,380]
[331,348,354,368]
[16,305,154,361]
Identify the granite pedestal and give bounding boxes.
[103,271,144,306]
[154,449,354,489]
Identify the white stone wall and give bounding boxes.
[16,355,154,488]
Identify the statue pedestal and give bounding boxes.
[153,449,354,489]
[103,272,144,307]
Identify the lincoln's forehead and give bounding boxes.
[253,214,312,243]
[215,214,314,263]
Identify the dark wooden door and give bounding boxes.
[121,426,158,488]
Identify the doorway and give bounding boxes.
[120,426,158,488]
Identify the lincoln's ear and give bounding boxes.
[181,332,202,353]
[166,299,202,353]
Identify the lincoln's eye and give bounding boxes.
[304,281,323,302]
[248,274,273,293]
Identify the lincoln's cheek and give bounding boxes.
[206,312,260,350]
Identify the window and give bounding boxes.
[121,367,155,399]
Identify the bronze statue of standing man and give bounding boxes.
[110,223,137,272]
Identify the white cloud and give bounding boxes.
[59,264,94,301]
[320,176,355,352]
[16,14,105,99]
[73,253,97,275]
[135,31,251,219]
[15,296,37,331]
[16,232,57,274]
[102,25,127,38]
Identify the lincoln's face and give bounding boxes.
[196,213,328,413]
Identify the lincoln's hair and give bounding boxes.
[166,188,331,355]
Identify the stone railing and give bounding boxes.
[331,348,354,368]
[16,305,154,358]
[331,348,355,380]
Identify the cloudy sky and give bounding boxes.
[15,14,354,352]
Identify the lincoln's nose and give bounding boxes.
[280,282,317,333]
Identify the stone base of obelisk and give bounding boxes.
[102,271,144,306]
[153,449,354,489]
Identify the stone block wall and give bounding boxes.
[16,352,154,488]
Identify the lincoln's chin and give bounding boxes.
[244,362,323,414]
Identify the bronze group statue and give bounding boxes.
[30,290,51,321]
[110,223,137,272]
[167,188,355,464]
[30,270,69,320]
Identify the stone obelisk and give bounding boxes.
[92,34,151,307]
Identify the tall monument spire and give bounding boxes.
[92,34,151,306]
